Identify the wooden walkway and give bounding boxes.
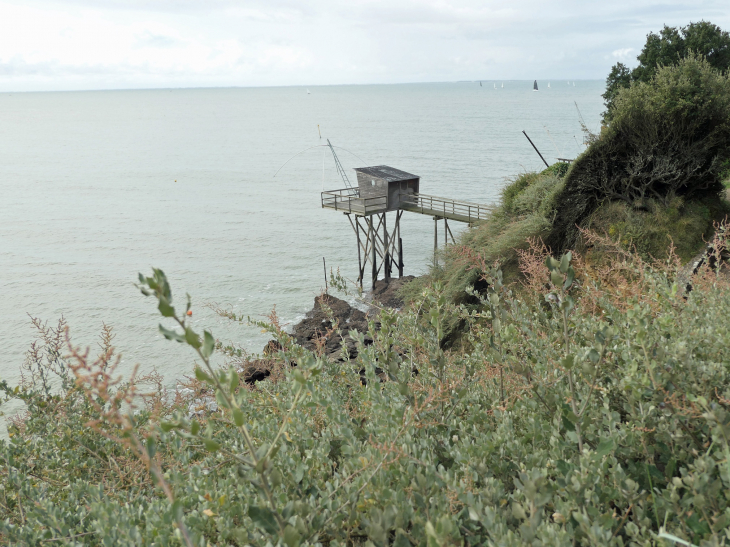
[321,189,491,224]
[399,193,491,223]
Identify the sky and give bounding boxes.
[0,0,728,92]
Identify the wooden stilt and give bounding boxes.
[383,213,390,282]
[371,217,377,289]
[355,219,363,287]
[434,217,438,265]
[445,218,454,245]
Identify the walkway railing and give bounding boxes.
[399,193,491,223]
[321,188,387,215]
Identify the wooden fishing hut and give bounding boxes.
[322,164,492,289]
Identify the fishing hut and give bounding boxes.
[321,155,491,289]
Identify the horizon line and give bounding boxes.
[1,78,603,95]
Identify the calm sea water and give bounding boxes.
[0,81,604,418]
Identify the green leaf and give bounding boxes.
[171,499,184,522]
[204,439,220,453]
[158,298,175,318]
[559,252,572,273]
[145,436,157,460]
[293,370,306,385]
[249,505,280,535]
[561,354,575,370]
[283,525,301,547]
[185,327,201,348]
[596,437,616,457]
[229,368,239,393]
[160,421,175,432]
[686,513,711,536]
[550,270,564,287]
[563,268,575,290]
[194,367,213,384]
[393,530,411,547]
[159,324,185,343]
[270,468,283,488]
[202,330,215,359]
[233,408,244,427]
[190,420,200,436]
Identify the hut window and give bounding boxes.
[371,180,376,186]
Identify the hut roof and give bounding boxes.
[354,166,419,182]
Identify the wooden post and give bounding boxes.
[397,211,403,277]
[434,217,438,266]
[371,216,377,289]
[383,213,390,281]
[355,218,363,288]
[323,257,328,292]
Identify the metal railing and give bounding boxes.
[321,188,387,215]
[399,193,491,223]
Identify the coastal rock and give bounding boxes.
[251,276,418,383]
[369,275,416,310]
[291,293,371,361]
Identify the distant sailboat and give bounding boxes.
[307,89,311,94]
[548,82,551,88]
[501,82,504,88]
[494,83,497,89]
[572,82,575,87]
[479,81,482,86]
[533,80,538,92]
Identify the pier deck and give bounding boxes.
[321,188,491,224]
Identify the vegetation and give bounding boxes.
[548,54,730,254]
[3,20,730,547]
[412,52,730,318]
[603,21,730,121]
[3,230,730,546]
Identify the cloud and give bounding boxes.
[135,32,180,49]
[0,0,729,91]
[612,48,634,59]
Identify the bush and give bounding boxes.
[584,194,728,262]
[547,55,730,254]
[3,234,730,546]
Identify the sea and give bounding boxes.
[0,80,605,431]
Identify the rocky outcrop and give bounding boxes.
[291,293,373,361]
[248,277,418,384]
[369,275,416,309]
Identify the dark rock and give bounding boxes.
[291,293,371,360]
[370,276,416,309]
[255,277,420,381]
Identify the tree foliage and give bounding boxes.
[603,21,730,121]
[548,54,730,254]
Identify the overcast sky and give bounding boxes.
[0,0,728,92]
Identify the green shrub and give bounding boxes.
[584,194,729,262]
[4,245,730,546]
[548,54,730,254]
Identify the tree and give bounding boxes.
[549,54,730,253]
[603,21,730,122]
